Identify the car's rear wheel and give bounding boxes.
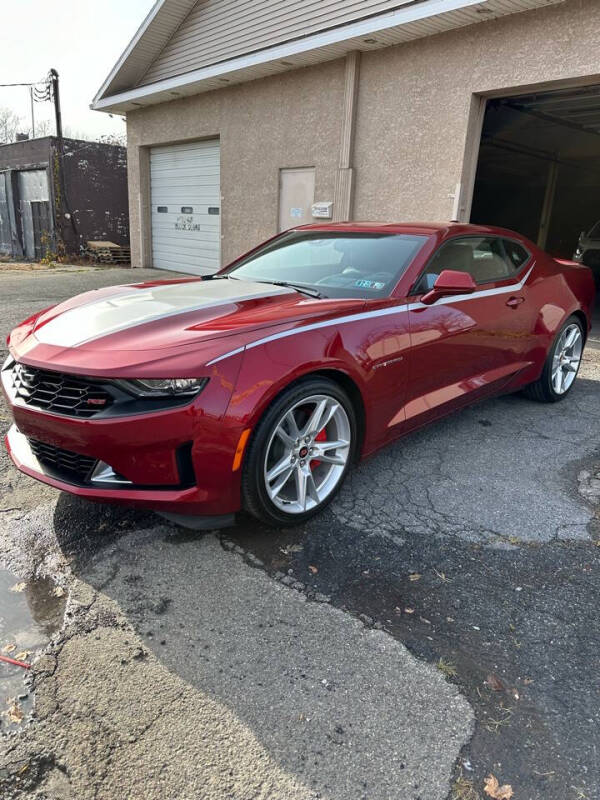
[524,315,585,402]
[242,378,357,527]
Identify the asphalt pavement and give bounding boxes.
[0,266,598,800]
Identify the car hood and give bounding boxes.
[9,277,364,375]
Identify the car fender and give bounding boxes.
[225,331,369,445]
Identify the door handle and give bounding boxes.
[506,296,525,308]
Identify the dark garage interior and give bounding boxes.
[471,84,600,261]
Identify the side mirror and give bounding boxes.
[421,269,477,305]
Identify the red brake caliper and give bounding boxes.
[311,429,327,469]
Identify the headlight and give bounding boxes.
[120,378,209,397]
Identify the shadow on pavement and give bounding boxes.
[50,366,600,800]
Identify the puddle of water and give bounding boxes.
[0,568,66,730]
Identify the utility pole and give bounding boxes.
[49,67,74,254]
[49,68,62,140]
[29,87,35,138]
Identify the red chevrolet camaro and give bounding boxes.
[2,223,595,528]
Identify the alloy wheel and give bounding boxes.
[551,323,583,395]
[263,394,351,514]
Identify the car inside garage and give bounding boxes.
[470,84,600,267]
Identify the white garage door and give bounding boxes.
[150,139,220,274]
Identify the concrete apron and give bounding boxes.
[0,509,473,800]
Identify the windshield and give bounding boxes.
[588,221,600,238]
[223,232,427,299]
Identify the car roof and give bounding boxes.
[289,221,525,238]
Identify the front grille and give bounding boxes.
[10,362,113,418]
[29,438,98,483]
[583,249,600,269]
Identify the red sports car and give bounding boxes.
[2,223,595,528]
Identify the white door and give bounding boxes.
[279,167,315,232]
[150,139,220,274]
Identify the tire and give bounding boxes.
[524,315,585,403]
[242,377,357,527]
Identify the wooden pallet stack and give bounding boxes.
[86,241,131,265]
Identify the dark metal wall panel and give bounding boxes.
[58,139,129,251]
[18,168,50,260]
[0,137,129,258]
[0,138,53,171]
[0,173,11,256]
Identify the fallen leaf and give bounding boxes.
[484,774,514,799]
[404,607,415,614]
[308,565,318,574]
[2,643,16,654]
[14,652,30,662]
[9,582,26,593]
[408,573,421,582]
[52,586,65,597]
[485,673,505,692]
[7,702,24,724]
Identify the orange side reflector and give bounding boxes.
[232,428,251,471]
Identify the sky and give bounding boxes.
[0,0,155,140]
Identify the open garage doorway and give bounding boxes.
[470,84,600,262]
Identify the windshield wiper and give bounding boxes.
[256,280,325,299]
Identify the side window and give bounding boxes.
[502,239,530,270]
[413,236,519,293]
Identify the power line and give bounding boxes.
[0,79,49,88]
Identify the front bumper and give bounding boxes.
[2,367,245,516]
[5,424,206,511]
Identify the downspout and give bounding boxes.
[334,51,360,222]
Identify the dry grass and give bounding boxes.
[451,772,481,800]
[484,702,514,733]
[437,657,458,678]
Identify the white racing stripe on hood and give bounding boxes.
[34,279,294,347]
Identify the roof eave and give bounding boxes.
[92,0,565,115]
[92,0,169,106]
[93,0,486,113]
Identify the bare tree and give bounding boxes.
[97,132,127,147]
[0,107,24,143]
[32,119,52,138]
[62,125,89,141]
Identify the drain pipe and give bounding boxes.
[333,51,360,222]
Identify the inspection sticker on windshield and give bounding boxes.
[355,279,385,290]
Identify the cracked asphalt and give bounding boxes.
[0,267,599,800]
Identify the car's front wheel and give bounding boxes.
[524,315,585,402]
[242,378,357,527]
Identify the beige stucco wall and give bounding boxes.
[126,60,346,267]
[126,0,600,269]
[353,0,600,224]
